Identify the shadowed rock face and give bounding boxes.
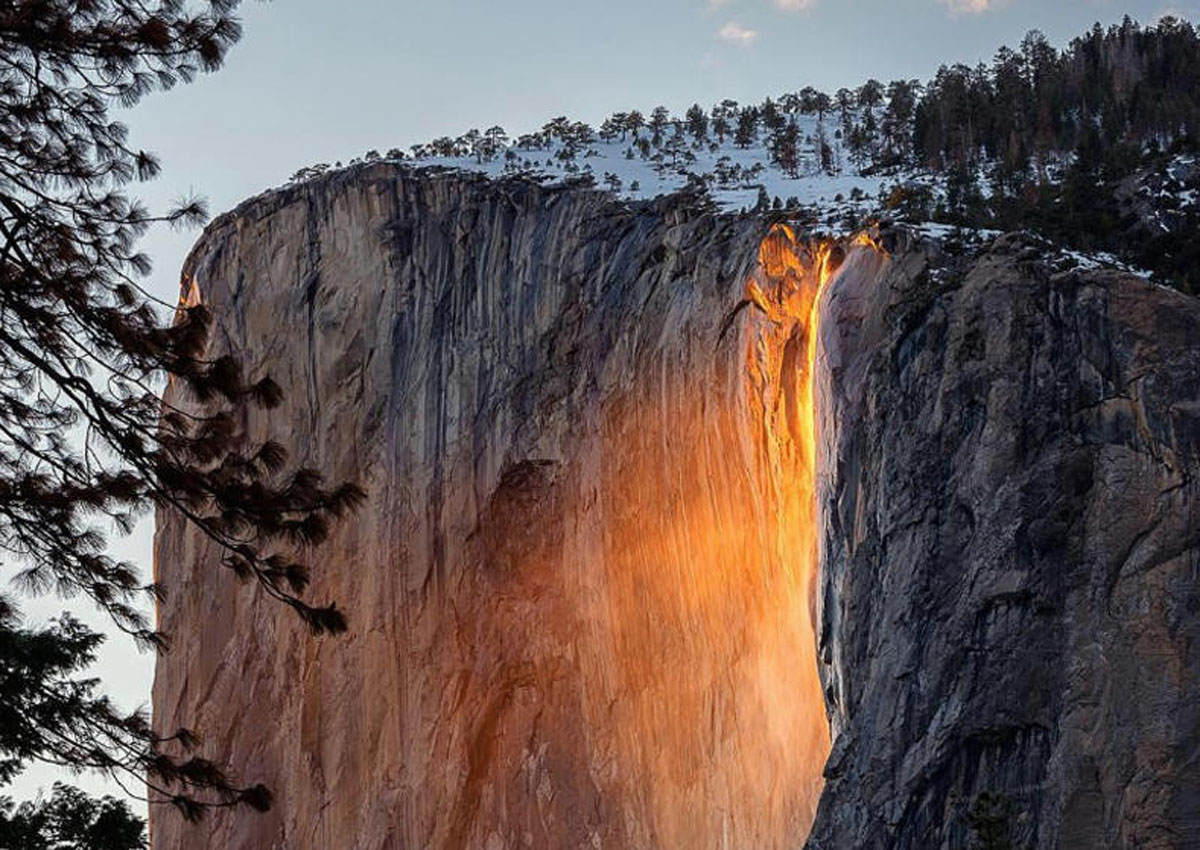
[152,164,1200,850]
[152,165,839,850]
[811,233,1200,850]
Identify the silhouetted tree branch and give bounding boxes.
[0,0,363,825]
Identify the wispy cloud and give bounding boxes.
[938,0,1002,15]
[705,0,816,12]
[1155,6,1194,22]
[718,21,759,46]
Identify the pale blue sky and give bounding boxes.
[12,0,1192,805]
[126,0,1195,304]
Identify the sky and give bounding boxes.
[124,0,1195,310]
[9,0,1193,810]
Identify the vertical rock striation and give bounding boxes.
[152,163,1200,850]
[811,233,1200,850]
[152,165,837,850]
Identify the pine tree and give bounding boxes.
[770,122,802,177]
[685,104,708,142]
[0,783,144,849]
[0,0,363,826]
[649,106,671,147]
[626,110,646,138]
[760,97,785,132]
[734,107,759,148]
[481,126,509,161]
[858,79,885,112]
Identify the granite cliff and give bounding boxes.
[152,164,1200,849]
[811,233,1200,850]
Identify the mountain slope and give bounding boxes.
[288,16,1200,292]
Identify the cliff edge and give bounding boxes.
[152,164,1200,850]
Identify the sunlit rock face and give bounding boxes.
[152,165,1200,850]
[151,165,845,850]
[810,233,1200,850]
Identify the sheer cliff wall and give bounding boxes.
[811,235,1200,850]
[151,164,1200,850]
[152,165,841,850]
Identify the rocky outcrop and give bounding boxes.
[811,234,1200,850]
[152,165,837,850]
[151,163,1200,850]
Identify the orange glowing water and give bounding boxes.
[583,226,877,849]
[722,225,852,842]
[153,214,887,850]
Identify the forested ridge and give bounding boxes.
[320,16,1200,293]
[910,16,1200,291]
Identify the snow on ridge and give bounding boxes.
[292,111,901,220]
[281,111,1168,280]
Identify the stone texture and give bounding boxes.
[152,166,835,850]
[810,233,1200,850]
[152,163,1200,850]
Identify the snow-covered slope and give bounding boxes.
[282,102,1184,281]
[293,110,902,222]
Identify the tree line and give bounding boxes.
[362,16,1200,291]
[387,17,1200,180]
[1,1,363,846]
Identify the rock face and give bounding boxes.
[152,165,835,850]
[152,164,1200,850]
[811,234,1200,850]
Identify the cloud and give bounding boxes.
[1155,6,1192,22]
[718,22,759,46]
[937,0,1001,14]
[704,0,816,12]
